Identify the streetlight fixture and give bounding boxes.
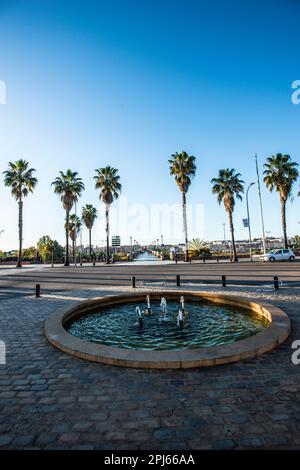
[246,182,255,261]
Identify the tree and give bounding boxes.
[188,238,211,257]
[82,204,98,261]
[293,235,300,249]
[168,151,196,262]
[37,235,53,262]
[37,236,64,263]
[22,246,37,261]
[52,240,64,260]
[211,168,244,262]
[264,153,299,249]
[94,166,121,264]
[37,236,51,262]
[67,214,82,262]
[3,159,38,267]
[51,170,84,266]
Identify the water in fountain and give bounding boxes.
[177,309,184,329]
[146,295,152,315]
[160,297,168,320]
[180,296,188,318]
[135,306,144,328]
[68,299,270,351]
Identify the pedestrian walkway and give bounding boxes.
[0,283,299,449]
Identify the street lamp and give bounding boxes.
[74,201,77,266]
[130,236,133,260]
[222,223,226,254]
[246,182,255,261]
[266,230,271,252]
[255,154,266,255]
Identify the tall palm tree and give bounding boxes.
[264,153,299,249]
[82,204,98,261]
[3,159,38,267]
[211,168,244,262]
[51,170,84,266]
[94,166,121,264]
[168,151,196,262]
[67,214,82,263]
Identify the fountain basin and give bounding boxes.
[45,291,290,369]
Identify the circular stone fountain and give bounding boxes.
[45,291,290,369]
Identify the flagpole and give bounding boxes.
[255,154,266,255]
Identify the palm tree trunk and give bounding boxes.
[281,198,288,249]
[228,210,238,262]
[106,205,110,264]
[89,228,92,262]
[65,210,70,266]
[182,192,189,262]
[72,240,75,264]
[17,199,23,268]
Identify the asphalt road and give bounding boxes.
[0,260,300,295]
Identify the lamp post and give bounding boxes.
[74,201,77,266]
[222,223,226,255]
[80,228,83,265]
[246,182,255,261]
[255,154,266,255]
[266,230,271,252]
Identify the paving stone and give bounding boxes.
[59,433,80,444]
[240,437,263,448]
[12,435,35,447]
[0,435,13,447]
[213,439,238,450]
[1,283,300,449]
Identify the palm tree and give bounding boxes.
[67,214,82,263]
[168,151,196,262]
[82,204,98,261]
[3,159,38,267]
[94,166,121,264]
[51,170,84,266]
[211,168,244,262]
[264,153,299,249]
[188,238,211,257]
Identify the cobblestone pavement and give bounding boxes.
[0,284,300,450]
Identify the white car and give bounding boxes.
[260,248,296,262]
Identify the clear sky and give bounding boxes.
[0,0,300,250]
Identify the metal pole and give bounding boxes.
[74,201,77,266]
[266,231,271,252]
[255,154,266,255]
[246,182,255,261]
[222,223,226,255]
[80,228,83,266]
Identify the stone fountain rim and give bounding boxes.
[45,290,291,369]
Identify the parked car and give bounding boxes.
[260,248,295,262]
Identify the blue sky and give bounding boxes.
[0,0,300,250]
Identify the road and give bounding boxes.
[0,260,300,295]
